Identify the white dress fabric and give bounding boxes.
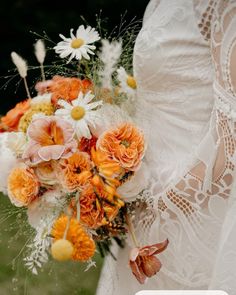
[96,0,236,294]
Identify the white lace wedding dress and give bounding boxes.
[96,0,236,294]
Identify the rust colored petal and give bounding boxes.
[129,260,147,284]
[139,239,169,256]
[141,255,162,278]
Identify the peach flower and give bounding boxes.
[36,75,92,105]
[97,123,145,171]
[1,99,30,131]
[51,214,95,261]
[91,147,123,179]
[8,165,39,207]
[34,161,58,186]
[23,116,77,165]
[57,152,92,192]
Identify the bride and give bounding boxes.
[96,0,236,294]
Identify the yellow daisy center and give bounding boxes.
[71,38,84,49]
[71,106,86,120]
[126,76,137,89]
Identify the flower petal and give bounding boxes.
[139,239,169,257]
[141,256,162,278]
[129,261,147,284]
[129,247,140,262]
[38,145,65,161]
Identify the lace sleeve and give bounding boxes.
[138,0,236,289]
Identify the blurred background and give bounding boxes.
[0,0,149,113]
[0,0,148,294]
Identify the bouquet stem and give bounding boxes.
[125,213,139,248]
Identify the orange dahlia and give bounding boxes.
[7,165,39,207]
[51,214,95,261]
[78,185,121,228]
[97,123,145,171]
[1,99,31,131]
[36,76,93,105]
[58,152,92,192]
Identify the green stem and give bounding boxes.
[125,213,139,248]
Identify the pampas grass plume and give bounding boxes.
[11,51,28,78]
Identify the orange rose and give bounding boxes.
[57,152,92,192]
[1,99,30,131]
[72,185,123,229]
[8,165,39,207]
[97,123,145,171]
[91,147,123,180]
[36,75,93,105]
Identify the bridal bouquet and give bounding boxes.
[0,24,168,284]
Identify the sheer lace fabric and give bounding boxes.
[96,1,236,294]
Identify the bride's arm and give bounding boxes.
[157,0,236,216]
[147,2,236,289]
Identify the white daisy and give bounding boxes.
[55,91,103,139]
[117,66,137,98]
[54,25,100,62]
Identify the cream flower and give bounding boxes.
[89,103,131,138]
[117,67,137,98]
[55,91,102,139]
[117,163,150,201]
[54,26,100,62]
[27,189,64,229]
[5,131,27,156]
[0,133,19,194]
[30,93,52,105]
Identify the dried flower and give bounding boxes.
[11,51,28,78]
[98,39,122,89]
[129,239,169,284]
[34,40,46,64]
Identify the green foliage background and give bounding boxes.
[0,194,103,295]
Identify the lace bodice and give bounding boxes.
[96,1,236,294]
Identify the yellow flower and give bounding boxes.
[51,215,95,262]
[19,102,54,132]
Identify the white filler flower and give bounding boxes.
[54,25,100,62]
[117,66,137,98]
[55,91,102,139]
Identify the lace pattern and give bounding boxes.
[96,1,236,293]
[134,0,236,289]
